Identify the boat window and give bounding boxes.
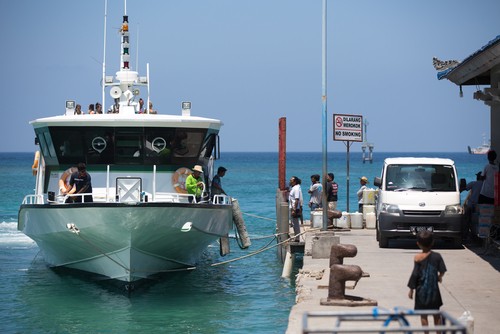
[34,128,58,165]
[385,164,456,191]
[144,128,176,164]
[115,129,144,164]
[84,128,115,164]
[168,129,206,165]
[46,126,209,166]
[199,132,217,158]
[51,128,85,164]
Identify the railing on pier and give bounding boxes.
[302,309,467,333]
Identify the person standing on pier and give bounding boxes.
[289,176,303,242]
[408,230,447,329]
[357,176,369,212]
[308,174,322,211]
[478,149,498,205]
[326,172,339,211]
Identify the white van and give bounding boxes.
[373,157,464,248]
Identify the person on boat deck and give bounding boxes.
[148,101,157,114]
[59,166,78,194]
[95,102,103,114]
[108,98,120,113]
[186,165,204,203]
[138,98,145,114]
[87,104,95,114]
[74,104,82,115]
[66,163,93,203]
[211,166,227,196]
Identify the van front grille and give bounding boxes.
[402,210,442,216]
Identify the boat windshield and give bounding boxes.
[36,126,217,167]
[384,164,456,192]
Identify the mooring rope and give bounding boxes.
[74,232,131,272]
[241,211,276,222]
[210,228,320,267]
[226,231,289,241]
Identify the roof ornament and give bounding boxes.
[432,57,460,71]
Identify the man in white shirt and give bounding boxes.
[289,176,303,242]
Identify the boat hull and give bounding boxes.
[18,202,233,282]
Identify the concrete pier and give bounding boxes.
[286,228,500,333]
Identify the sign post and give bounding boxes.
[333,114,363,212]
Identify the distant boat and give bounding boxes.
[468,135,490,154]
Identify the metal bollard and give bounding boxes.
[320,243,377,306]
[329,243,357,266]
[328,264,363,300]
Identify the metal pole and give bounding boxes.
[102,0,107,111]
[346,141,350,212]
[321,0,328,231]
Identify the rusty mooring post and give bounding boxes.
[320,243,377,306]
[329,243,357,266]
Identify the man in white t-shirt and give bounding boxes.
[289,176,303,242]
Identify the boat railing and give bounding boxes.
[153,192,193,203]
[22,194,44,205]
[59,188,229,205]
[59,193,94,204]
[23,191,230,205]
[212,195,231,205]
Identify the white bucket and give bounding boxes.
[337,212,350,228]
[311,211,323,228]
[363,189,376,204]
[351,212,363,229]
[363,205,375,221]
[365,212,376,229]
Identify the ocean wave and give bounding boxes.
[0,221,36,246]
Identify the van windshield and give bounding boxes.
[385,164,456,192]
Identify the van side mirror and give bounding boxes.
[459,178,467,192]
[374,177,382,188]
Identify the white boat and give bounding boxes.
[468,135,491,154]
[18,7,233,285]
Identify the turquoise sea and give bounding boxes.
[0,151,486,333]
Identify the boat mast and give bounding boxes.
[101,0,148,114]
[102,0,108,111]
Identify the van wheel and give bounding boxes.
[452,237,463,248]
[378,235,389,248]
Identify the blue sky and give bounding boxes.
[0,0,498,153]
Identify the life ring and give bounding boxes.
[172,167,191,193]
[58,167,77,194]
[32,151,40,176]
